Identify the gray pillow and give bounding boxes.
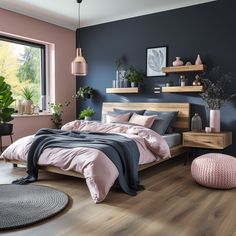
[113,109,145,117]
[143,110,179,135]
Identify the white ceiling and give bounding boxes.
[0,0,216,30]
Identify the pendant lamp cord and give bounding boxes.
[77,1,81,48]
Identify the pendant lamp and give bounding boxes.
[71,0,88,76]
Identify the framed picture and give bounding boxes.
[146,46,167,77]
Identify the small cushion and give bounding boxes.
[143,110,178,135]
[191,153,236,189]
[106,112,130,123]
[129,113,156,128]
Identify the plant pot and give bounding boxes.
[0,123,13,135]
[166,83,173,87]
[84,116,92,121]
[131,82,138,88]
[22,100,33,114]
[123,79,128,88]
[85,94,91,99]
[210,110,220,132]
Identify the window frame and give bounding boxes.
[0,34,46,110]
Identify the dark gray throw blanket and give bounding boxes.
[12,128,141,196]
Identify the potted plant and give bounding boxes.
[0,76,15,135]
[49,101,70,129]
[199,67,236,132]
[76,86,94,101]
[125,68,143,88]
[166,80,174,87]
[79,107,95,120]
[21,87,34,114]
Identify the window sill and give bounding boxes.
[13,112,52,118]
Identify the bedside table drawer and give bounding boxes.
[183,132,232,149]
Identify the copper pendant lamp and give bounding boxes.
[71,0,88,76]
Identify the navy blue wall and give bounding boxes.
[76,0,236,154]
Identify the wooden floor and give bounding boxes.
[0,156,236,236]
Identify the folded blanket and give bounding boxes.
[12,128,141,196]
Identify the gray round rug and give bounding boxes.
[0,184,69,230]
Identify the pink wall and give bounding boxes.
[0,8,76,146]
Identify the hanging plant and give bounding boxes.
[76,86,95,101]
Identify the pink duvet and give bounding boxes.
[1,120,170,203]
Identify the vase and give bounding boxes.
[172,57,184,66]
[191,113,202,132]
[180,75,187,86]
[195,54,202,65]
[116,70,119,81]
[18,100,24,115]
[210,110,220,132]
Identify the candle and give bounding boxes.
[205,127,212,133]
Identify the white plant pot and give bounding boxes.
[84,116,92,121]
[22,100,33,114]
[131,82,137,88]
[210,109,220,132]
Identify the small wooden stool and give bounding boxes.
[0,133,13,153]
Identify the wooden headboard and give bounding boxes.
[102,102,190,132]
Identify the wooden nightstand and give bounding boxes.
[183,131,232,149]
[182,131,232,164]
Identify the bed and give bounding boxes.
[0,102,190,203]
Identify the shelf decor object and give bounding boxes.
[146,46,167,77]
[195,54,202,65]
[172,57,184,66]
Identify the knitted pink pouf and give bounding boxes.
[191,153,236,189]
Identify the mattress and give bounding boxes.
[162,133,181,148]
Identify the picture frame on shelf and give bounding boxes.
[146,46,167,77]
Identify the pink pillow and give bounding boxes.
[106,113,130,123]
[129,113,157,128]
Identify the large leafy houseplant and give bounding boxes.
[0,76,15,135]
[199,67,236,109]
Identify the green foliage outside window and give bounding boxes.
[0,40,41,108]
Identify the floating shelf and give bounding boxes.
[162,65,207,73]
[162,86,203,93]
[106,87,142,94]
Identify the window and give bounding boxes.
[0,35,46,110]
